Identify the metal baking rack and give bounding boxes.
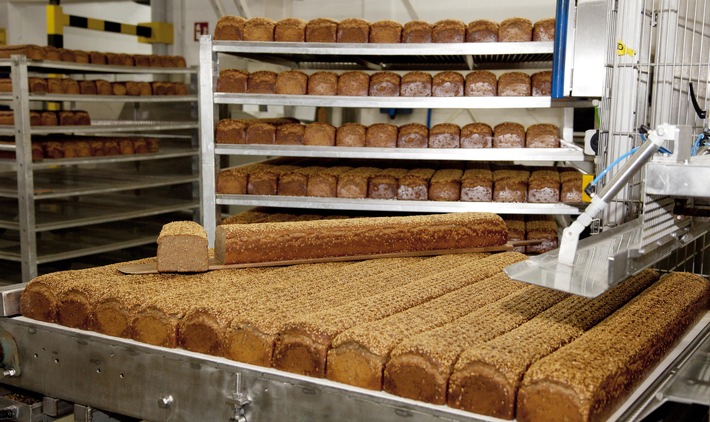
[0,58,196,75]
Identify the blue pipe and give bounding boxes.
[551,0,570,99]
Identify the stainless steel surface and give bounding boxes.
[29,146,198,170]
[199,35,218,247]
[23,120,198,135]
[570,0,609,97]
[26,94,197,103]
[41,397,73,418]
[214,142,585,162]
[216,194,583,215]
[504,218,710,297]
[645,157,710,197]
[0,396,41,422]
[0,144,15,152]
[0,58,197,75]
[0,283,26,317]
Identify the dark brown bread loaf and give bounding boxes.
[336,123,367,147]
[245,122,276,144]
[432,71,464,97]
[337,71,369,96]
[528,168,560,203]
[526,123,559,148]
[79,80,97,95]
[244,17,275,41]
[532,18,556,42]
[304,122,336,146]
[306,18,338,42]
[247,70,277,94]
[397,168,435,200]
[461,123,493,148]
[432,19,466,43]
[493,167,529,202]
[498,72,531,96]
[560,169,583,202]
[465,71,497,96]
[368,168,408,199]
[275,123,305,145]
[275,70,308,95]
[95,79,112,95]
[370,20,402,43]
[526,217,558,254]
[400,71,432,97]
[494,122,526,148]
[308,71,338,95]
[217,69,249,93]
[366,123,398,148]
[499,17,533,42]
[215,119,247,144]
[157,221,209,273]
[429,123,460,148]
[337,18,370,43]
[467,20,499,42]
[429,169,463,201]
[275,18,306,42]
[403,21,432,43]
[307,166,351,197]
[337,167,378,198]
[461,166,493,202]
[531,71,552,96]
[369,72,400,96]
[397,123,428,148]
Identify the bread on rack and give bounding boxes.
[61,78,80,94]
[47,78,63,94]
[465,70,497,96]
[531,70,552,96]
[43,141,64,159]
[304,122,336,146]
[337,18,370,43]
[493,122,525,148]
[466,20,499,42]
[498,71,531,96]
[368,168,408,199]
[306,18,339,42]
[337,167,378,198]
[432,19,466,43]
[461,166,493,202]
[402,21,433,43]
[493,167,529,202]
[432,71,464,97]
[89,51,107,65]
[337,71,370,96]
[526,123,559,148]
[528,168,560,203]
[397,168,435,200]
[215,16,247,40]
[370,20,402,43]
[119,139,135,155]
[429,169,463,201]
[0,44,46,60]
[275,70,308,95]
[499,17,533,42]
[278,167,324,196]
[244,17,276,41]
[517,272,710,422]
[58,49,74,62]
[217,165,252,194]
[156,221,209,273]
[248,164,299,195]
[560,169,583,202]
[274,18,307,42]
[525,216,558,253]
[111,82,127,96]
[429,123,460,148]
[505,216,526,252]
[400,71,432,97]
[461,122,493,148]
[397,123,429,148]
[73,50,89,63]
[369,72,400,97]
[308,71,338,95]
[275,123,305,145]
[247,70,278,94]
[336,122,367,147]
[366,123,398,148]
[78,80,97,95]
[245,122,276,144]
[447,269,660,419]
[307,166,351,197]
[95,79,112,95]
[532,18,556,42]
[217,69,249,93]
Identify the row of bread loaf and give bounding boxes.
[0,110,90,126]
[0,77,188,96]
[19,247,710,422]
[0,135,159,161]
[215,16,554,43]
[216,119,561,148]
[216,159,583,203]
[0,44,186,67]
[217,69,551,97]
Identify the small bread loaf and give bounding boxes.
[494,122,526,148]
[432,19,466,43]
[400,71,432,97]
[337,71,369,96]
[429,123,460,148]
[157,221,209,273]
[247,70,277,94]
[95,79,112,95]
[89,51,107,65]
[248,164,299,195]
[215,16,247,40]
[528,168,560,203]
[531,70,552,96]
[306,18,338,42]
[61,78,80,94]
[402,21,432,43]
[498,72,531,96]
[216,120,247,144]
[275,123,305,145]
[560,169,583,202]
[337,18,370,43]
[369,72,400,97]
[499,17,533,42]
[307,166,351,197]
[217,69,249,93]
[429,169,463,201]
[73,50,89,63]
[505,216,526,252]
[517,272,710,422]
[397,168,435,200]
[308,71,338,96]
[40,111,58,126]
[526,123,559,148]
[337,167,378,198]
[304,122,336,146]
[217,166,251,194]
[461,123,493,148]
[43,141,64,159]
[532,18,556,42]
[493,167,529,202]
[79,80,97,95]
[370,20,402,43]
[397,123,429,148]
[246,122,276,144]
[368,168,408,199]
[461,166,493,202]
[432,71,464,97]
[465,70,497,96]
[275,70,308,95]
[366,123,398,148]
[244,17,275,41]
[275,17,306,42]
[119,139,135,155]
[466,20,499,42]
[47,78,63,94]
[29,77,48,93]
[73,110,91,125]
[526,217,558,253]
[278,167,324,196]
[336,122,367,147]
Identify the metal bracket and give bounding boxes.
[0,327,20,378]
[226,373,251,422]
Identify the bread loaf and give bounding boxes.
[461,166,493,202]
[215,119,247,144]
[217,165,256,194]
[493,167,529,202]
[304,122,336,145]
[397,168,435,200]
[432,71,464,97]
[363,123,397,148]
[528,168,560,203]
[247,70,277,94]
[157,221,209,273]
[429,169,463,201]
[214,16,247,40]
[531,70,552,96]
[447,269,660,419]
[61,78,80,94]
[368,168,408,199]
[400,71,432,97]
[217,69,249,93]
[244,17,275,41]
[47,78,63,94]
[273,252,522,377]
[517,272,710,422]
[248,164,299,195]
[498,72,531,96]
[397,123,429,148]
[383,284,567,404]
[245,122,276,144]
[526,123,559,148]
[494,122,526,148]
[465,71,497,96]
[466,20,499,42]
[499,17,533,42]
[216,212,507,265]
[308,71,338,95]
[278,167,323,196]
[532,18,555,42]
[275,122,305,145]
[275,18,306,42]
[429,123,460,148]
[461,122,493,148]
[79,80,97,95]
[336,166,377,198]
[337,18,370,43]
[89,51,107,65]
[560,169,583,202]
[402,21,432,43]
[95,79,112,95]
[307,166,350,197]
[0,44,46,60]
[40,111,58,126]
[369,72,400,96]
[275,70,308,95]
[525,217,558,253]
[336,122,367,147]
[328,271,528,390]
[432,19,466,43]
[337,71,369,96]
[370,20,402,43]
[306,18,338,42]
[73,50,89,63]
[505,216,526,252]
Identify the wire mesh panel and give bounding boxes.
[596,0,710,230]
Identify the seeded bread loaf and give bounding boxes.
[217,69,249,93]
[336,166,378,198]
[247,70,277,94]
[461,166,493,202]
[275,70,308,95]
[429,169,463,201]
[465,70,497,96]
[531,71,552,96]
[307,166,351,197]
[494,122,526,148]
[368,168,408,199]
[275,18,306,42]
[466,20,499,42]
[369,72,400,96]
[156,221,209,273]
[400,71,432,97]
[499,17,533,42]
[526,123,559,148]
[461,123,493,148]
[370,20,402,43]
[432,71,464,97]
[532,18,556,42]
[429,123,460,148]
[498,72,531,96]
[397,168,435,200]
[306,18,338,42]
[244,17,275,41]
[214,16,247,40]
[308,71,338,95]
[275,123,305,145]
[337,71,369,96]
[432,19,466,43]
[403,21,432,43]
[366,123,398,147]
[337,18,370,43]
[528,168,560,203]
[304,122,336,145]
